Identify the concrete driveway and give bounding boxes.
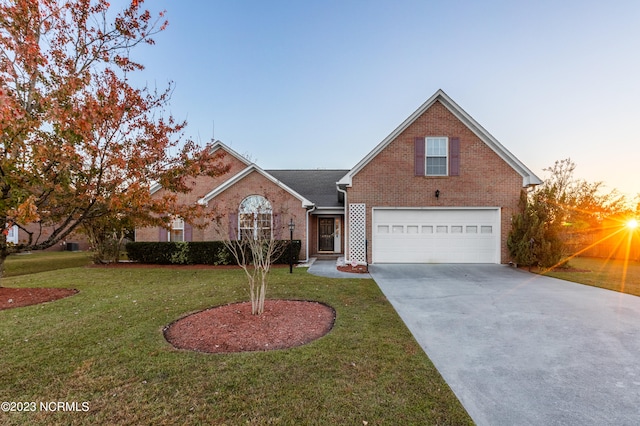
[370,264,640,426]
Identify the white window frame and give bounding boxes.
[6,224,18,244]
[169,217,185,242]
[239,195,272,240]
[426,137,448,176]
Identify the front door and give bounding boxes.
[319,218,335,252]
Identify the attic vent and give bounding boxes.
[349,203,367,264]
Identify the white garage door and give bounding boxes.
[372,208,500,263]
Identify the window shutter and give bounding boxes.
[273,213,282,239]
[414,137,425,176]
[228,212,238,240]
[449,137,460,176]
[158,227,168,241]
[184,222,193,242]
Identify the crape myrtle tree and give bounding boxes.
[0,0,228,277]
[509,158,629,268]
[218,190,292,316]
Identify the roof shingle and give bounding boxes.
[266,170,348,208]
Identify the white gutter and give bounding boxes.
[336,185,349,263]
[304,205,316,263]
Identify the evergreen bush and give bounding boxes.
[125,241,301,265]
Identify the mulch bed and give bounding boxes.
[164,300,336,354]
[0,287,78,310]
[336,264,369,274]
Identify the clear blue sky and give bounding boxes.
[125,0,640,199]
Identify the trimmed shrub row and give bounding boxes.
[125,241,302,265]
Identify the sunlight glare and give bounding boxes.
[627,218,638,230]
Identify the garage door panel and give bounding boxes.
[372,209,499,263]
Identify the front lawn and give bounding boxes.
[544,257,640,296]
[0,259,472,425]
[4,251,91,277]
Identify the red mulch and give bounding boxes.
[337,264,369,274]
[164,300,336,354]
[0,287,78,310]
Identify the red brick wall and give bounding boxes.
[200,171,308,259]
[347,100,524,263]
[154,150,250,207]
[17,223,91,252]
[135,163,309,260]
[135,149,249,242]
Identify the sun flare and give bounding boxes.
[627,218,638,230]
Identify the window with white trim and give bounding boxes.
[239,195,272,240]
[426,137,448,176]
[5,224,18,244]
[169,217,185,242]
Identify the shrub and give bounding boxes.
[125,241,301,265]
[508,190,563,268]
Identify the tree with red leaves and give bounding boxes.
[0,0,227,276]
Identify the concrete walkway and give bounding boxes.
[370,264,640,426]
[306,258,371,279]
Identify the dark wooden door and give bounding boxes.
[318,218,335,251]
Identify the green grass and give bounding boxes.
[0,254,472,425]
[4,251,92,277]
[544,257,640,296]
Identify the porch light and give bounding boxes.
[289,219,295,274]
[435,189,440,199]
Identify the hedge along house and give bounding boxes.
[135,89,542,264]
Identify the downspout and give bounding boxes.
[336,184,348,263]
[304,205,316,263]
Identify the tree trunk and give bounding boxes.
[0,250,9,284]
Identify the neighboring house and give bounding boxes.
[136,89,542,264]
[6,225,18,245]
[6,223,91,251]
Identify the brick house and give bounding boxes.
[134,142,344,262]
[136,89,541,264]
[6,223,91,252]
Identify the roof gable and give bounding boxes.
[150,140,252,195]
[208,140,252,167]
[338,89,542,188]
[198,164,314,208]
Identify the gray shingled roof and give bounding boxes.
[266,170,348,208]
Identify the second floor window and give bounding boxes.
[426,137,448,176]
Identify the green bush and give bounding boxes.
[508,190,563,268]
[125,240,301,265]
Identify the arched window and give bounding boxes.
[239,195,272,240]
